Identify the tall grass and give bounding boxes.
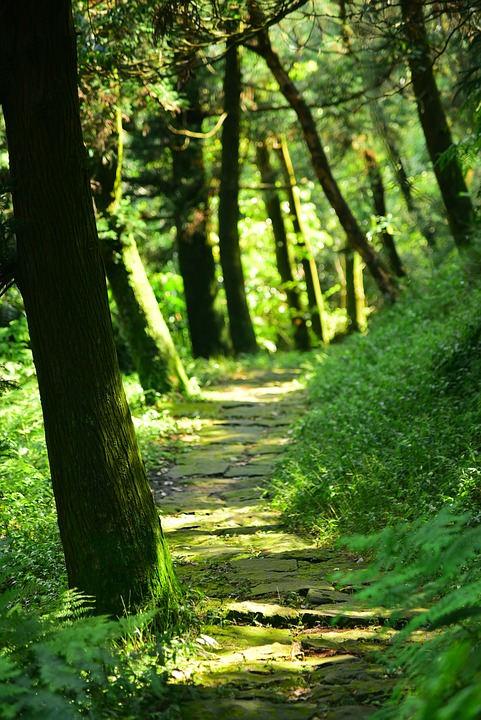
[272,253,481,719]
[272,254,481,539]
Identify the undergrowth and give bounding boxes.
[0,585,190,719]
[272,254,481,538]
[341,509,481,719]
[272,253,481,718]
[0,313,195,719]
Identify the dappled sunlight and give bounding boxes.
[149,368,394,715]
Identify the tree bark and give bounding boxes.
[363,149,406,278]
[101,230,191,402]
[218,43,258,354]
[400,0,475,252]
[248,29,397,302]
[255,141,310,350]
[0,0,180,619]
[170,74,231,358]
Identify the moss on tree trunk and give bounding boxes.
[93,106,190,402]
[101,231,190,402]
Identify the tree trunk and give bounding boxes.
[274,136,329,343]
[363,149,406,277]
[93,108,190,402]
[400,0,475,252]
[170,75,231,358]
[248,29,397,302]
[342,248,365,333]
[218,43,258,354]
[101,230,191,403]
[255,141,310,350]
[0,0,180,619]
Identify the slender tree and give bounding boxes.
[169,73,231,358]
[274,136,329,343]
[218,41,258,354]
[363,148,406,278]
[0,0,180,618]
[246,24,397,302]
[369,99,437,247]
[338,0,437,248]
[93,106,190,402]
[101,228,191,401]
[255,140,310,350]
[339,246,365,334]
[400,0,476,253]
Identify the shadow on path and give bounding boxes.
[150,369,394,720]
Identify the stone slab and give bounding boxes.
[225,601,300,626]
[306,588,352,605]
[177,698,318,720]
[204,624,293,650]
[249,580,335,597]
[225,464,274,478]
[231,557,299,574]
[324,705,379,720]
[168,460,231,478]
[224,600,392,629]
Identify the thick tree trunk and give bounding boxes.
[218,43,258,354]
[0,0,180,619]
[93,109,190,402]
[249,29,396,302]
[274,136,329,343]
[363,149,406,278]
[400,0,475,252]
[255,141,310,350]
[170,75,231,358]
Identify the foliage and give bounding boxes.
[340,509,481,719]
[0,585,186,720]
[0,316,65,601]
[272,254,481,538]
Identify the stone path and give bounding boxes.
[150,369,394,720]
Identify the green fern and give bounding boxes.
[0,583,176,719]
[339,510,481,720]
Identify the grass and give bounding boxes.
[268,252,481,719]
[271,253,481,539]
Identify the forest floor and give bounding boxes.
[150,369,396,720]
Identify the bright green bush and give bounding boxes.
[0,317,65,600]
